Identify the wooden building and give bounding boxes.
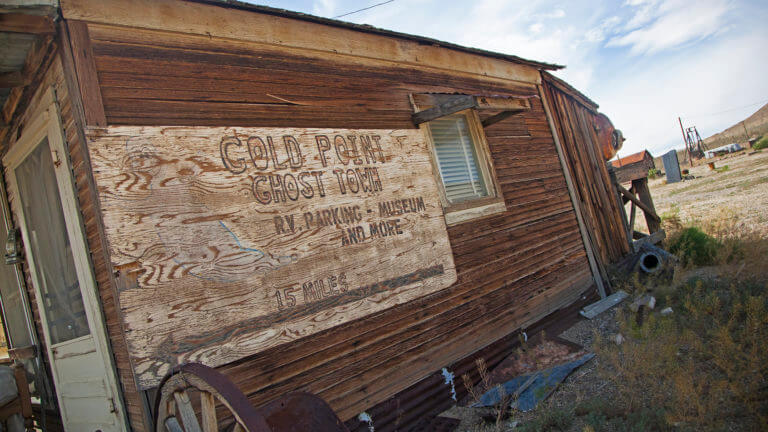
[609,150,655,184]
[0,1,631,430]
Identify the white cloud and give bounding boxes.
[312,0,337,17]
[538,8,566,19]
[451,0,602,90]
[529,22,544,33]
[585,16,621,42]
[608,0,732,55]
[622,0,660,31]
[592,30,768,156]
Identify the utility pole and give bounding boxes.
[678,117,693,167]
[742,121,750,143]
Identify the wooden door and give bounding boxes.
[4,90,127,431]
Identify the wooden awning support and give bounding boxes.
[616,183,660,223]
[0,71,30,88]
[0,13,55,34]
[411,94,531,125]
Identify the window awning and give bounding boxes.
[411,93,532,126]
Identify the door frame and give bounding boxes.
[2,87,128,430]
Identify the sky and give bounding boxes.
[248,0,768,157]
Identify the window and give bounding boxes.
[422,109,505,225]
[428,114,489,203]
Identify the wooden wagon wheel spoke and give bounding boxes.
[155,364,271,432]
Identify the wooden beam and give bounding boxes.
[627,200,636,243]
[65,20,107,126]
[411,95,475,125]
[481,110,521,127]
[0,71,29,88]
[633,230,666,252]
[631,177,661,233]
[613,159,654,183]
[0,13,55,34]
[608,168,634,252]
[615,183,660,222]
[59,0,543,85]
[475,96,530,111]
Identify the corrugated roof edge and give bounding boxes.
[542,71,599,110]
[187,0,564,71]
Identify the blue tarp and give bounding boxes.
[472,353,595,412]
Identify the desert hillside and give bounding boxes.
[704,102,768,148]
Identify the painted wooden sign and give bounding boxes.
[86,126,457,389]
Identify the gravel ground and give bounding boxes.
[635,150,768,235]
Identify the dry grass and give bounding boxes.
[462,358,514,431]
[593,214,768,431]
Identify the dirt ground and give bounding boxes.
[638,150,768,235]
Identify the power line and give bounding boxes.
[333,0,395,19]
[683,98,768,120]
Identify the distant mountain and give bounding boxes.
[704,102,768,148]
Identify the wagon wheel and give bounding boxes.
[154,363,271,432]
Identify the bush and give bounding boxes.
[754,136,768,150]
[667,227,721,266]
[596,276,768,431]
[648,168,662,179]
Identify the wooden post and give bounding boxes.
[631,177,660,234]
[608,168,634,252]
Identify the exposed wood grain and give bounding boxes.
[87,125,457,388]
[57,23,151,428]
[64,20,106,126]
[0,71,29,88]
[200,391,217,432]
[173,391,202,432]
[59,0,543,85]
[541,76,630,266]
[0,13,55,34]
[631,177,660,233]
[28,17,601,430]
[616,183,660,223]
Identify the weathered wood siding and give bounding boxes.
[66,14,595,429]
[542,75,631,266]
[1,51,145,430]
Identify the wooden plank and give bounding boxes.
[579,290,628,319]
[632,177,660,233]
[64,20,106,126]
[57,21,151,429]
[0,71,30,88]
[615,182,660,223]
[481,110,523,128]
[475,96,531,111]
[632,230,666,252]
[411,95,475,124]
[86,126,457,389]
[173,391,202,432]
[613,159,653,183]
[59,0,543,85]
[0,13,55,34]
[200,392,217,432]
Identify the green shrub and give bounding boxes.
[754,136,768,150]
[667,227,721,266]
[648,168,662,179]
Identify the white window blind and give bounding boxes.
[428,114,489,203]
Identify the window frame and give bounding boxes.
[420,108,506,225]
